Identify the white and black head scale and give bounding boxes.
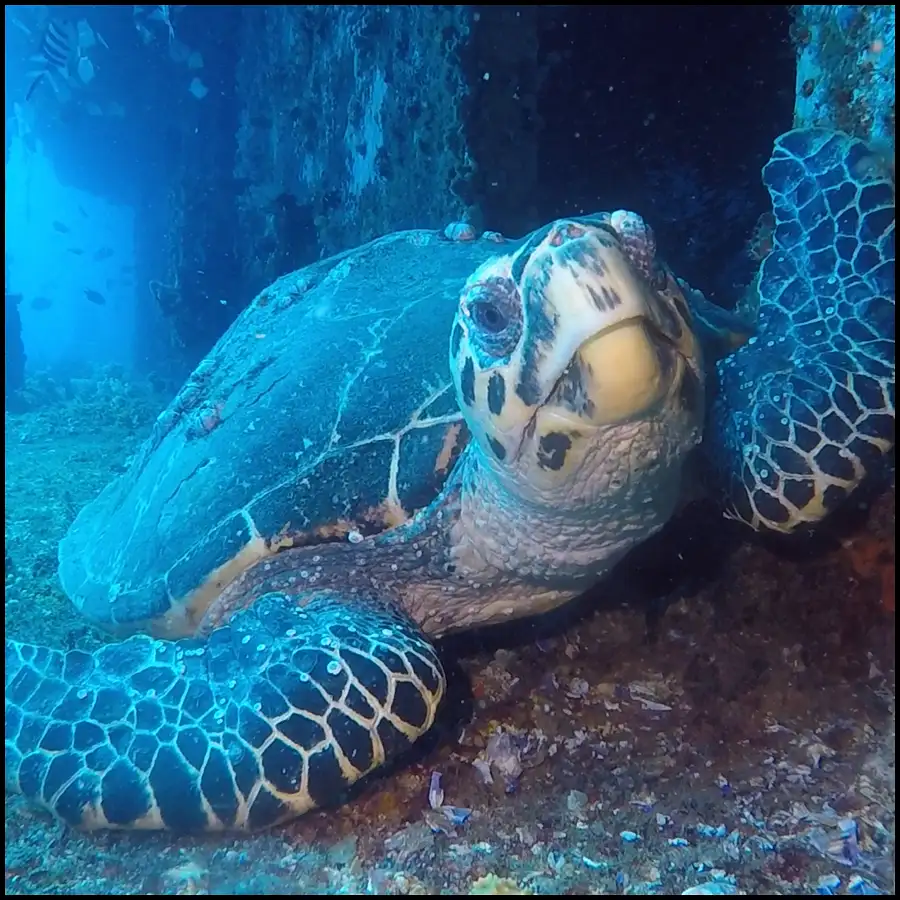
[449,214,706,506]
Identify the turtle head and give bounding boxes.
[450,214,706,508]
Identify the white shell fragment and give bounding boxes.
[427,771,444,809]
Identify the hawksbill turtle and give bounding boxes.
[5,129,894,832]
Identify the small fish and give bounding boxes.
[37,21,71,71]
[188,77,208,100]
[84,288,106,306]
[148,5,176,43]
[27,19,98,100]
[79,205,89,218]
[135,20,154,46]
[93,247,115,262]
[52,220,70,234]
[75,19,96,50]
[26,20,73,101]
[77,55,95,85]
[68,247,85,255]
[169,38,190,64]
[30,296,53,310]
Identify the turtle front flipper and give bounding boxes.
[705,129,895,533]
[5,592,444,831]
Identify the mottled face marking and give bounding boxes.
[488,437,507,461]
[586,283,622,312]
[514,226,625,407]
[537,432,572,471]
[487,373,506,416]
[511,223,553,284]
[459,356,476,406]
[554,357,596,419]
[450,322,463,359]
[449,213,704,505]
[550,221,587,246]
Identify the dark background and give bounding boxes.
[510,5,794,305]
[6,5,796,372]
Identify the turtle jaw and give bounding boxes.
[503,320,699,498]
[535,317,682,435]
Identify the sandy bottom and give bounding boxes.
[4,387,894,895]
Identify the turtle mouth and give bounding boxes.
[523,316,686,443]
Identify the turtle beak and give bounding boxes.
[548,320,680,429]
[515,222,677,436]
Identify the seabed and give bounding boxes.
[4,372,894,895]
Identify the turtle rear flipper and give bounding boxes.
[5,592,444,831]
[705,129,895,533]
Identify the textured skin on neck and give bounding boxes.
[203,391,696,639]
[435,407,696,633]
[198,463,466,637]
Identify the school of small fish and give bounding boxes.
[21,15,107,102]
[22,218,129,313]
[11,7,208,321]
[133,5,208,98]
[15,6,208,112]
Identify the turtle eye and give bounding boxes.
[470,300,508,334]
[461,275,522,358]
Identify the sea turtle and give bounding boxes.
[6,129,894,832]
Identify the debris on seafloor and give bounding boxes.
[469,873,533,894]
[383,820,436,864]
[471,728,549,794]
[681,880,743,895]
[846,874,888,894]
[428,770,445,809]
[566,788,588,814]
[367,869,430,895]
[473,730,524,792]
[158,860,209,895]
[423,769,473,834]
[695,823,729,839]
